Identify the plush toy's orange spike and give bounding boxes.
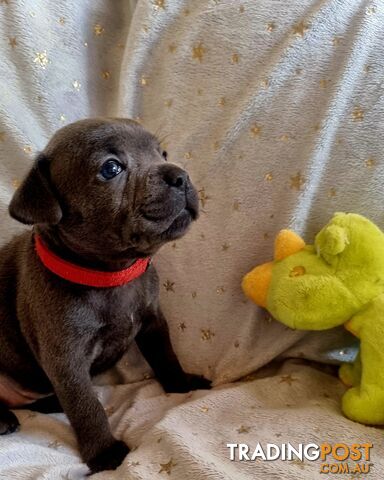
[242,261,273,308]
[274,229,306,261]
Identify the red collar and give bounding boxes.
[34,235,151,288]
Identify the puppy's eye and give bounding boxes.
[100,159,123,180]
[162,151,168,160]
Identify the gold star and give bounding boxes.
[163,280,175,292]
[58,16,65,25]
[12,179,20,189]
[313,123,321,132]
[352,107,364,121]
[289,265,306,277]
[168,43,177,53]
[250,124,262,137]
[178,322,187,331]
[0,132,6,142]
[72,80,81,91]
[264,172,273,181]
[290,172,305,191]
[364,65,371,74]
[239,5,245,13]
[8,37,17,48]
[365,158,376,168]
[184,151,192,160]
[216,286,225,294]
[292,21,309,37]
[201,329,215,341]
[100,70,110,80]
[183,8,190,15]
[104,404,115,415]
[192,42,206,62]
[142,25,149,33]
[153,0,165,10]
[197,88,203,96]
[140,76,148,86]
[23,145,32,154]
[237,425,250,434]
[366,5,376,14]
[319,79,329,88]
[33,51,49,68]
[159,459,176,475]
[332,36,342,46]
[200,406,209,413]
[191,291,197,299]
[231,53,240,64]
[198,187,210,208]
[266,22,275,32]
[279,134,290,141]
[213,140,220,151]
[93,24,104,36]
[218,97,226,107]
[59,114,66,122]
[234,340,240,348]
[264,232,269,239]
[295,67,303,75]
[221,243,230,251]
[260,78,270,88]
[233,199,241,211]
[279,374,298,386]
[328,187,337,197]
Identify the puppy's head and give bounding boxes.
[9,118,199,260]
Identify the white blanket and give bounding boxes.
[0,0,383,478]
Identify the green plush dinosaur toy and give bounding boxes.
[242,212,384,425]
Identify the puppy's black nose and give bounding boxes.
[161,165,188,189]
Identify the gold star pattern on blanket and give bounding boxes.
[59,114,66,122]
[218,97,226,107]
[178,322,187,331]
[191,291,197,299]
[163,280,175,292]
[201,328,215,341]
[319,79,329,88]
[184,151,192,160]
[198,187,210,208]
[8,37,17,48]
[58,16,65,25]
[328,187,337,197]
[279,374,298,385]
[237,425,251,434]
[290,172,305,191]
[23,145,32,154]
[352,107,364,121]
[164,99,173,107]
[233,199,241,211]
[231,53,240,64]
[221,243,230,251]
[366,6,376,15]
[266,22,276,32]
[12,179,20,189]
[0,132,6,142]
[216,286,225,294]
[153,0,166,10]
[264,172,273,181]
[159,459,176,475]
[365,157,376,168]
[168,43,177,53]
[93,24,105,36]
[333,36,343,46]
[100,70,110,80]
[250,124,262,137]
[192,43,206,62]
[292,22,309,37]
[33,51,49,68]
[141,76,149,86]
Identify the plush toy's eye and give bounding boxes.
[162,150,168,160]
[100,159,123,180]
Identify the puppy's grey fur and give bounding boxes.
[0,118,209,473]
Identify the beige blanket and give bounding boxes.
[0,0,383,478]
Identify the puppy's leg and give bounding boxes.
[136,307,211,393]
[0,403,19,434]
[43,364,129,473]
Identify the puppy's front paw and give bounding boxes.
[163,373,211,393]
[87,440,129,474]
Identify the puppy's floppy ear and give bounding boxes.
[9,154,62,225]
